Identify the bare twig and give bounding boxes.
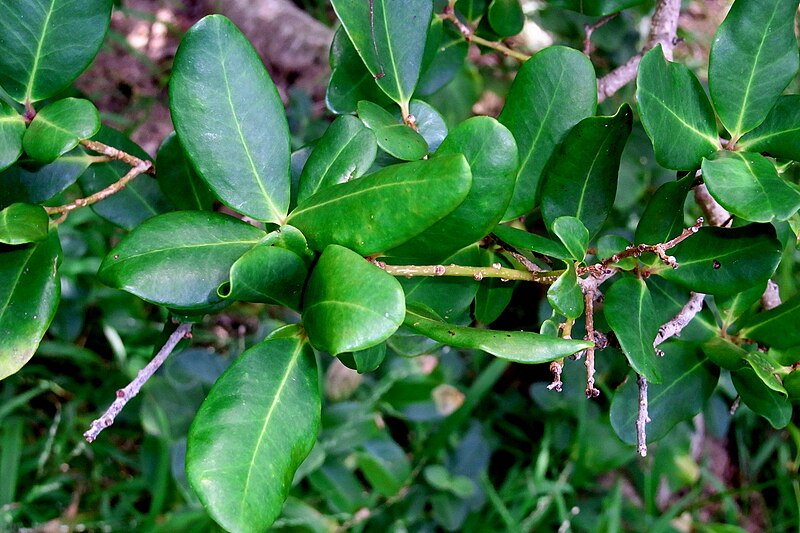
[693,183,731,227]
[761,280,782,311]
[654,292,705,346]
[80,139,156,175]
[583,289,600,398]
[636,374,650,456]
[598,218,703,269]
[84,323,192,443]
[375,260,558,284]
[584,13,619,56]
[597,0,682,102]
[547,360,564,392]
[440,4,530,62]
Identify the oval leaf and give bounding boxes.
[634,173,694,246]
[487,0,524,37]
[604,277,662,383]
[731,367,792,429]
[287,154,472,256]
[636,45,719,170]
[187,328,320,533]
[552,216,589,261]
[298,115,378,202]
[541,105,633,236]
[656,225,782,297]
[702,151,800,223]
[0,232,61,380]
[709,0,800,137]
[738,95,800,161]
[23,98,100,163]
[739,292,800,350]
[498,46,597,219]
[219,245,308,311]
[303,245,405,355]
[98,211,265,310]
[170,15,290,223]
[404,304,592,363]
[331,0,433,106]
[156,133,216,211]
[491,224,571,261]
[358,100,428,161]
[547,263,584,319]
[0,0,112,102]
[0,101,25,171]
[0,203,49,245]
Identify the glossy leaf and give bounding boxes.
[656,225,781,297]
[604,277,662,383]
[401,99,448,152]
[326,27,393,115]
[23,98,100,163]
[474,253,516,324]
[541,105,632,236]
[709,0,800,137]
[636,45,719,170]
[287,154,471,256]
[302,245,405,355]
[702,151,800,223]
[547,263,583,320]
[552,216,589,261]
[98,212,265,310]
[0,0,112,102]
[738,96,800,161]
[701,336,748,371]
[219,245,308,311]
[739,292,800,349]
[716,282,766,329]
[331,0,433,106]
[547,0,646,16]
[404,304,592,363]
[0,203,48,245]
[596,235,637,270]
[298,115,377,202]
[731,367,792,429]
[743,351,787,396]
[491,224,571,261]
[78,127,171,230]
[0,233,61,380]
[634,173,694,246]
[611,342,718,444]
[156,133,216,211]
[416,31,468,97]
[349,343,387,374]
[0,102,25,171]
[389,116,518,260]
[357,100,428,161]
[170,15,290,223]
[499,46,596,219]
[260,225,314,265]
[487,0,524,37]
[12,149,91,204]
[187,327,320,533]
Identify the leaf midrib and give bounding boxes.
[110,239,260,263]
[24,0,58,103]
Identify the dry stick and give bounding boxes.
[636,374,650,457]
[84,323,193,443]
[80,139,156,175]
[375,261,558,284]
[693,183,731,227]
[597,0,681,102]
[583,13,619,56]
[440,4,530,62]
[655,291,706,347]
[599,217,703,269]
[761,280,782,311]
[583,289,600,398]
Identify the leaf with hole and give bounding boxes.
[170,15,290,223]
[98,211,265,310]
[499,46,596,219]
[187,325,320,533]
[287,154,471,256]
[23,98,100,163]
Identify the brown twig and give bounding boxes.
[655,292,705,346]
[375,261,558,284]
[597,0,682,102]
[636,374,650,456]
[80,139,156,176]
[547,360,564,392]
[84,323,192,443]
[761,280,781,311]
[440,4,530,62]
[584,13,619,56]
[598,218,703,269]
[693,183,731,227]
[583,289,600,398]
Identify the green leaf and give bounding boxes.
[0,0,112,103]
[302,245,405,355]
[547,263,584,320]
[604,277,662,383]
[170,15,290,223]
[701,336,747,371]
[0,203,48,245]
[416,31,468,97]
[715,282,766,330]
[541,105,633,237]
[731,367,792,429]
[596,235,637,270]
[499,46,597,219]
[401,99,448,152]
[487,0,524,37]
[345,342,387,374]
[0,101,25,171]
[355,440,411,497]
[655,225,782,297]
[298,115,377,203]
[78,127,171,230]
[98,211,265,310]
[473,253,516,324]
[187,326,320,533]
[287,154,472,256]
[739,292,800,350]
[357,100,428,161]
[218,245,308,311]
[636,45,719,170]
[23,98,100,163]
[709,0,800,137]
[738,96,800,161]
[388,116,518,260]
[743,350,787,396]
[260,225,314,265]
[155,133,216,211]
[0,232,61,380]
[634,173,694,246]
[326,27,393,115]
[491,225,571,260]
[404,304,592,363]
[610,342,718,444]
[331,0,433,106]
[547,0,646,16]
[552,216,589,261]
[0,149,92,207]
[702,151,800,223]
